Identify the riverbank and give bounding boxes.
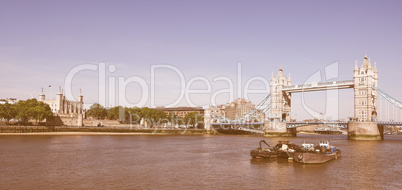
[0,126,208,135]
[0,132,191,136]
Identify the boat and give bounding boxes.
[250,140,297,159]
[292,140,341,164]
[274,140,297,159]
[250,140,276,158]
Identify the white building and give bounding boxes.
[39,87,84,117]
[0,98,18,104]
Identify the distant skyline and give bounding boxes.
[1,0,402,120]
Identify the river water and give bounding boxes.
[0,134,401,189]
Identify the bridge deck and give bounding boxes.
[287,121,348,129]
[283,80,354,93]
[211,122,264,126]
[378,121,402,126]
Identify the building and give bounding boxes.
[155,106,204,118]
[270,68,292,122]
[208,98,265,122]
[0,98,18,104]
[39,87,84,117]
[353,53,378,122]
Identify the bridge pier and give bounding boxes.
[288,127,297,137]
[347,121,383,140]
[264,121,293,136]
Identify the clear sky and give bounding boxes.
[1,0,401,120]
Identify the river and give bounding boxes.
[0,134,401,189]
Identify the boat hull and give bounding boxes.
[250,149,272,158]
[293,150,341,164]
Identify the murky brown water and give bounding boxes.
[0,134,401,189]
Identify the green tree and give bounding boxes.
[16,99,35,123]
[107,106,132,123]
[108,106,119,120]
[140,107,167,126]
[168,112,184,126]
[184,112,203,128]
[87,103,107,119]
[0,103,17,123]
[14,99,53,124]
[34,102,53,122]
[126,107,142,124]
[0,104,3,121]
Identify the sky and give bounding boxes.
[1,0,402,120]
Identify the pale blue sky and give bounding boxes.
[1,0,401,120]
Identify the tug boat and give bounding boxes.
[293,140,341,164]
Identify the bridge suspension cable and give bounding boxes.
[235,94,271,121]
[372,86,402,110]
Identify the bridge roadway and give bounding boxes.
[377,121,402,126]
[282,80,354,93]
[210,121,402,127]
[286,121,402,128]
[211,121,402,134]
[286,121,348,129]
[210,122,264,126]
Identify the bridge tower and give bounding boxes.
[265,68,293,136]
[270,68,292,122]
[353,53,378,121]
[349,53,381,140]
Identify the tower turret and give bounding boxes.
[39,88,45,101]
[78,89,83,103]
[56,86,63,113]
[78,89,84,114]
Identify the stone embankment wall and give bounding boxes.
[0,126,207,135]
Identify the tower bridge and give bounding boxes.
[205,54,402,140]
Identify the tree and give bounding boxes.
[34,102,53,122]
[0,103,16,123]
[107,106,133,123]
[140,107,167,127]
[0,104,3,121]
[107,106,124,120]
[14,99,53,124]
[15,99,35,123]
[126,107,142,124]
[87,103,107,119]
[184,112,203,128]
[168,112,184,126]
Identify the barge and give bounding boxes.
[250,140,341,164]
[293,140,341,164]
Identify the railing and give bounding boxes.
[377,121,402,126]
[287,121,348,129]
[283,80,354,90]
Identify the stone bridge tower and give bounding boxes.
[270,68,292,122]
[353,53,378,122]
